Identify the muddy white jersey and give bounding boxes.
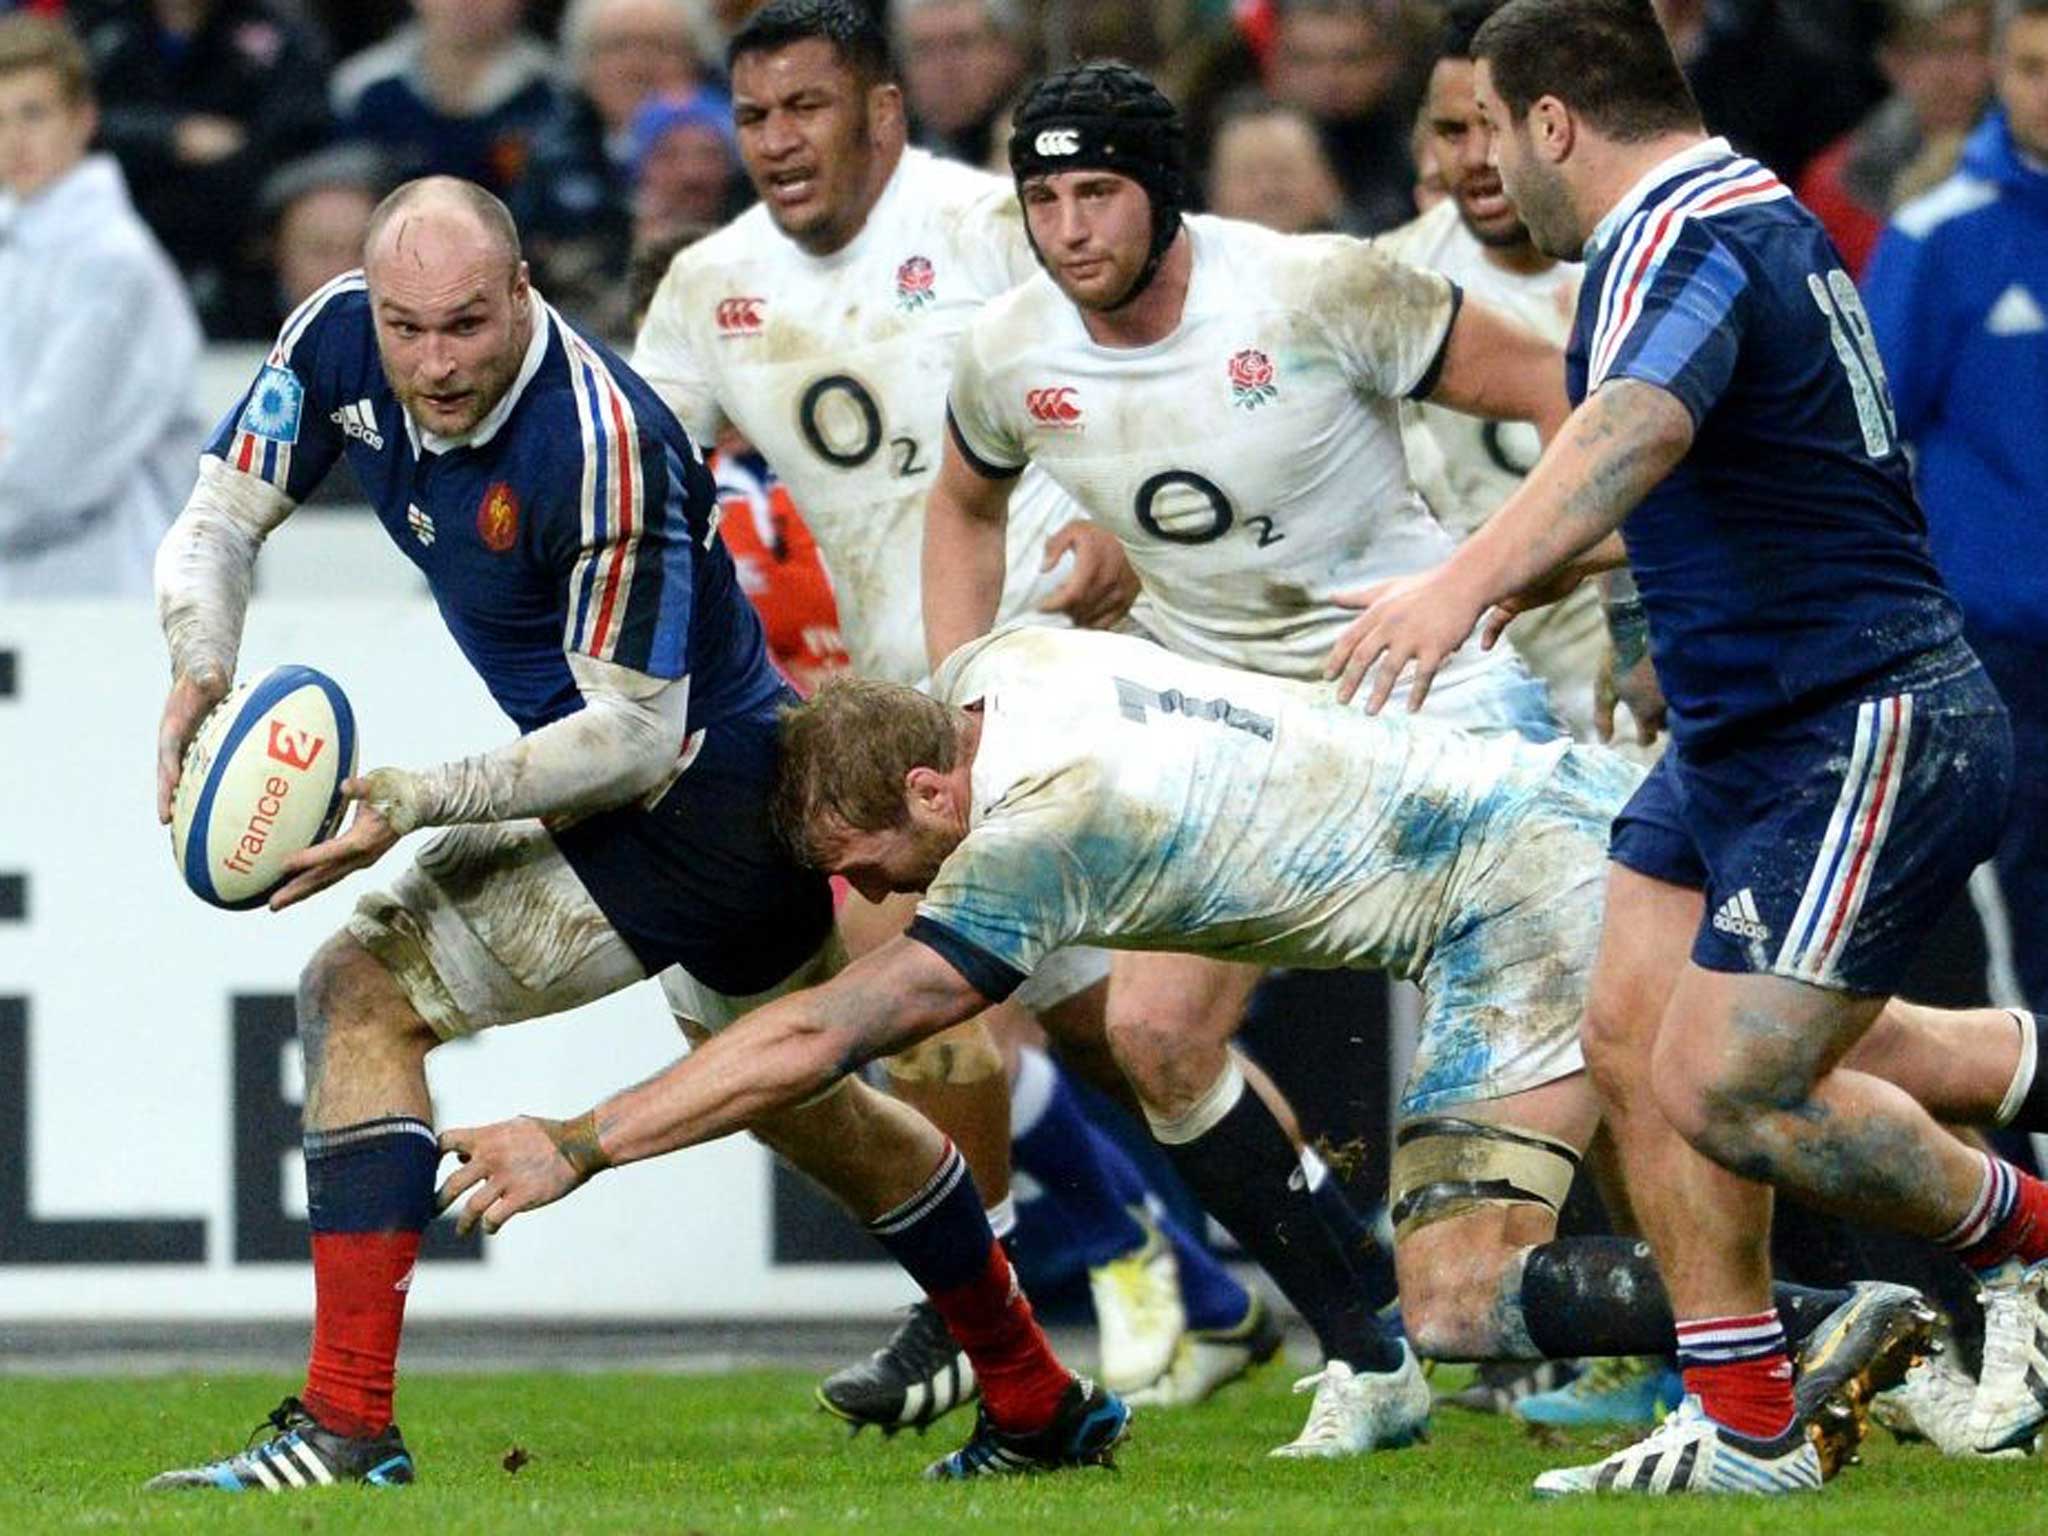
[1378,201,1607,738]
[915,625,1572,988]
[634,148,1079,683]
[946,213,1531,722]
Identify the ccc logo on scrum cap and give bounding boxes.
[1035,129,1081,155]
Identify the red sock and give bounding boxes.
[927,1242,1073,1432]
[1681,1353,1795,1440]
[302,1231,422,1437]
[1953,1162,2048,1272]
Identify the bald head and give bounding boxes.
[364,176,535,440]
[364,175,523,282]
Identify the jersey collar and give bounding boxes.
[405,297,555,457]
[1585,136,1734,261]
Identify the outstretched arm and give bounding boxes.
[436,935,989,1234]
[1325,379,1692,710]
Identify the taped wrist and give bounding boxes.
[545,1111,612,1181]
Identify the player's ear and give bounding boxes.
[1530,95,1574,163]
[868,80,905,136]
[905,764,945,811]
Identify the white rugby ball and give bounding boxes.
[170,665,357,910]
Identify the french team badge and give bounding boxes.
[1228,349,1278,411]
[239,365,305,443]
[896,255,936,311]
[477,483,519,552]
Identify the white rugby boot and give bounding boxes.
[1087,1212,1186,1394]
[1532,1395,1823,1496]
[1125,1292,1284,1409]
[1269,1342,1431,1459]
[1874,1346,2031,1458]
[1965,1259,2048,1454]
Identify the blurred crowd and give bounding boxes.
[0,0,2013,344]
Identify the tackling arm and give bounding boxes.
[1424,295,1573,445]
[436,935,990,1233]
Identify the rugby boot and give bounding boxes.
[1965,1259,2048,1454]
[1440,1357,1569,1415]
[1533,1394,1823,1496]
[922,1375,1129,1479]
[1125,1292,1284,1408]
[144,1396,414,1492]
[1088,1212,1186,1394]
[1791,1280,1939,1476]
[1874,1343,2030,1457]
[817,1298,976,1434]
[1515,1355,1683,1426]
[1270,1341,1431,1458]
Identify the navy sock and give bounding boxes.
[1010,1049,1150,1266]
[1154,1066,1399,1372]
[1302,1149,1400,1315]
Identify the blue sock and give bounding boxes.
[1010,1048,1150,1267]
[1155,1207,1251,1332]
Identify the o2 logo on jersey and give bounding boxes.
[716,296,766,336]
[265,720,327,773]
[1227,349,1278,411]
[477,483,520,553]
[1026,386,1083,428]
[895,256,936,312]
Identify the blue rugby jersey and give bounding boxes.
[1567,139,1962,747]
[206,271,782,738]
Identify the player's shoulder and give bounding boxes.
[961,268,1066,370]
[664,204,784,292]
[1373,198,1463,267]
[1890,171,2003,243]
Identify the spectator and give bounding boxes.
[1800,0,1994,276]
[258,143,390,319]
[1266,0,1423,233]
[1863,0,2048,1013]
[1205,97,1343,232]
[517,0,702,328]
[73,0,331,337]
[0,14,202,598]
[895,0,1029,168]
[330,0,557,196]
[630,85,739,245]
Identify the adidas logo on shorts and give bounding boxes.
[1712,888,1771,942]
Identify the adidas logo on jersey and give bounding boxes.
[1712,888,1770,942]
[329,399,384,450]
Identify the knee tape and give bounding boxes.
[1389,1117,1580,1239]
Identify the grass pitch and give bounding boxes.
[1,1367,2037,1535]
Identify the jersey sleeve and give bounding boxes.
[555,340,708,681]
[1311,237,1461,400]
[1584,219,1750,424]
[632,258,727,443]
[911,806,1094,1000]
[203,280,353,501]
[945,323,1029,480]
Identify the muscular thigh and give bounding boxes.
[1108,951,1263,1042]
[346,820,645,1040]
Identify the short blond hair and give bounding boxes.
[774,677,960,865]
[0,14,92,104]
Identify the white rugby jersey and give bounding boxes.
[945,213,1526,715]
[634,148,1081,683]
[911,626,1571,992]
[1378,202,1607,737]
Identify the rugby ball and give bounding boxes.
[169,665,357,910]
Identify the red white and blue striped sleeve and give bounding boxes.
[560,329,697,680]
[203,270,362,500]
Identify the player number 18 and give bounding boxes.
[1807,268,1898,460]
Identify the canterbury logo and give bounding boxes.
[716,296,765,334]
[1034,128,1081,155]
[1712,888,1770,942]
[1026,386,1082,425]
